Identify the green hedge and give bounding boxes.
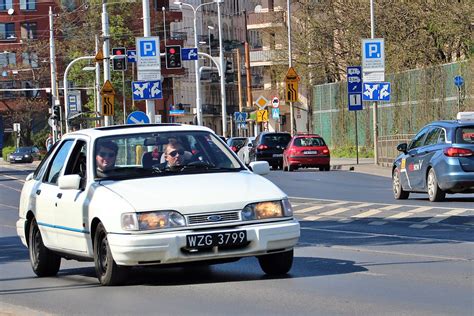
[331,146,374,158]
[2,146,15,162]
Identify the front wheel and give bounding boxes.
[258,249,294,275]
[94,223,129,286]
[393,168,410,200]
[29,218,61,277]
[427,169,445,202]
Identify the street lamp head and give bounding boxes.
[174,1,182,9]
[208,25,214,30]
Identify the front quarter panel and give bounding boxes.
[88,182,136,235]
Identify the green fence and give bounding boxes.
[312,60,474,149]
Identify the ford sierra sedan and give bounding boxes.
[17,124,300,285]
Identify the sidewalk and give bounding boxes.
[331,157,391,178]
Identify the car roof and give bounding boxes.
[64,124,214,140]
[427,120,474,128]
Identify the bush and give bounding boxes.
[331,146,374,158]
[2,146,15,162]
[32,128,51,151]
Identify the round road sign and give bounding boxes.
[272,97,279,108]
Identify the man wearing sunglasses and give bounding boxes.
[162,141,187,170]
[95,140,118,177]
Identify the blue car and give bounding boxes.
[392,112,474,202]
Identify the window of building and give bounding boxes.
[22,52,38,68]
[0,51,16,66]
[20,0,36,10]
[0,23,15,40]
[0,0,13,11]
[21,22,37,39]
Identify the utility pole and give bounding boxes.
[243,10,252,111]
[143,0,156,123]
[370,0,378,165]
[95,35,102,127]
[102,0,112,126]
[49,7,59,141]
[287,0,295,136]
[217,0,226,137]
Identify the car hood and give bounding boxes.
[10,153,29,157]
[99,171,286,214]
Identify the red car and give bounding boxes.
[283,134,330,171]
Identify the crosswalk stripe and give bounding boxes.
[352,209,381,218]
[320,207,350,216]
[303,215,323,221]
[294,204,331,214]
[419,209,467,224]
[385,206,432,220]
[379,204,404,211]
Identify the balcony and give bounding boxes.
[247,10,285,30]
[249,49,287,67]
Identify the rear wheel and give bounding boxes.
[258,249,294,275]
[393,168,410,200]
[427,169,445,202]
[29,218,61,277]
[94,223,129,286]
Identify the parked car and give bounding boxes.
[249,132,292,170]
[392,112,474,202]
[283,134,330,171]
[237,136,256,165]
[9,146,40,163]
[226,137,247,153]
[17,124,300,285]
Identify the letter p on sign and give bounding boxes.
[141,40,156,57]
[366,43,381,58]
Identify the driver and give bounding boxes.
[95,140,118,177]
[162,141,187,170]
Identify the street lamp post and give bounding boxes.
[174,1,219,127]
[216,0,226,137]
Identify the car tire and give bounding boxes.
[282,159,287,171]
[29,218,61,277]
[427,169,445,202]
[258,249,294,275]
[288,164,294,172]
[94,223,129,286]
[392,168,410,200]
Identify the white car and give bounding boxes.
[17,124,300,286]
[237,136,256,165]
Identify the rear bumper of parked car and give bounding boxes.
[288,155,330,167]
[256,153,283,165]
[107,219,300,266]
[435,159,474,193]
[9,156,32,163]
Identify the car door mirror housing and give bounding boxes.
[397,143,408,154]
[58,174,82,190]
[25,173,34,182]
[248,143,253,147]
[249,161,270,175]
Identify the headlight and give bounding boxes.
[24,154,30,157]
[121,211,186,231]
[241,199,293,221]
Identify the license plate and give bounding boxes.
[186,230,247,249]
[15,157,22,160]
[304,151,317,155]
[273,154,283,157]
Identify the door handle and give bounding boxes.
[36,189,41,195]
[57,193,62,199]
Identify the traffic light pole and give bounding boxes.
[49,7,59,142]
[217,0,227,137]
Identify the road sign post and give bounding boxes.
[347,66,363,164]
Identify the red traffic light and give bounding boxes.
[169,48,176,54]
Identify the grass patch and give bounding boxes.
[331,146,374,158]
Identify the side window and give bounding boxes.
[64,140,87,180]
[44,140,74,185]
[437,129,446,144]
[409,127,430,150]
[424,128,441,146]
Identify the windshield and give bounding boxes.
[262,133,292,147]
[94,131,244,179]
[293,137,326,147]
[15,147,31,153]
[456,127,474,144]
[227,138,246,147]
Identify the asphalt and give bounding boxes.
[0,157,391,178]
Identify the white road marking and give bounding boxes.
[294,204,333,214]
[352,209,381,218]
[320,207,350,216]
[303,215,323,221]
[0,202,18,210]
[385,206,432,220]
[0,183,21,192]
[0,174,26,183]
[379,204,403,211]
[418,209,468,224]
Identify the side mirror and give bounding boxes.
[25,173,34,182]
[248,142,253,147]
[249,161,270,175]
[397,143,408,154]
[58,174,82,190]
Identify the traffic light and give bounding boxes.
[112,47,127,71]
[165,45,182,69]
[225,59,233,74]
[52,105,61,120]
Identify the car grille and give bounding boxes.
[187,211,241,225]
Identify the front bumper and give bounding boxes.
[107,219,300,266]
[9,156,31,163]
[16,218,28,247]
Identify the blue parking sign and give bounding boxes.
[140,40,157,57]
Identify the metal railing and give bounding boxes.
[249,49,286,63]
[377,134,415,167]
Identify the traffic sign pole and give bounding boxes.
[370,0,378,165]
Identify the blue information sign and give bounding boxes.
[127,111,150,124]
[132,80,163,100]
[347,66,363,111]
[362,82,391,101]
[182,48,198,61]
